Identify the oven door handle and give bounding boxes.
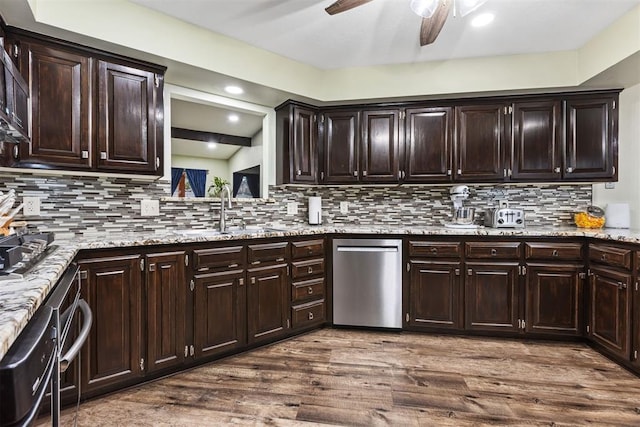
[59,299,92,373]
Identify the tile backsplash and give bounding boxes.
[1,172,592,236]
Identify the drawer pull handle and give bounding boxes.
[552,250,559,257]
[307,266,313,274]
[308,312,314,320]
[251,261,261,265]
[308,286,314,295]
[490,249,497,256]
[228,263,239,268]
[276,257,285,262]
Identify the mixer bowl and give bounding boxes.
[452,207,476,224]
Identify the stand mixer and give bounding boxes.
[445,185,478,228]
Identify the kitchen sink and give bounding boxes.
[174,226,286,237]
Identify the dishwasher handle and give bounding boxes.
[59,299,92,373]
[336,246,399,253]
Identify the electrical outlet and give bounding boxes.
[498,199,509,209]
[23,196,41,216]
[287,202,298,215]
[605,182,616,189]
[340,201,349,214]
[140,199,160,217]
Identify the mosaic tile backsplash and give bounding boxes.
[1,173,592,236]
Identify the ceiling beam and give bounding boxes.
[171,127,252,146]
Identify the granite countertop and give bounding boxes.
[2,224,640,360]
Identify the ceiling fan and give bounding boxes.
[325,0,488,46]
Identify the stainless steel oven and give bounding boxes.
[0,263,92,426]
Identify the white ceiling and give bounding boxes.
[171,99,264,160]
[132,0,640,70]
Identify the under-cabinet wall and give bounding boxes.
[0,172,592,235]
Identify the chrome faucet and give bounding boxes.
[219,185,232,233]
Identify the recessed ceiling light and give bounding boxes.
[228,114,239,123]
[208,142,217,149]
[224,85,243,95]
[471,12,494,27]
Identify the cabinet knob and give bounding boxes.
[308,312,314,320]
[566,167,574,173]
[457,169,462,175]
[353,170,358,177]
[307,266,313,274]
[431,247,438,254]
[100,151,107,160]
[81,150,89,159]
[490,249,497,256]
[307,286,314,295]
[250,277,256,285]
[296,170,302,176]
[552,250,559,257]
[601,254,607,261]
[239,278,244,286]
[362,171,367,177]
[554,167,561,173]
[447,169,452,176]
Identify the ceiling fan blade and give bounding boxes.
[325,0,373,15]
[419,0,452,46]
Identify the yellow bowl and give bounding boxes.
[574,212,605,229]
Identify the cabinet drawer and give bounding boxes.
[589,244,632,270]
[465,242,521,259]
[193,245,245,271]
[292,277,325,303]
[524,242,583,261]
[291,258,325,280]
[247,242,289,265]
[291,239,325,259]
[292,299,325,328]
[409,241,461,258]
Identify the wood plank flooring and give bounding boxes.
[45,329,640,426]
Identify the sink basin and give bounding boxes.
[174,226,286,237]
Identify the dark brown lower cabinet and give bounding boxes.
[633,279,640,367]
[247,264,289,344]
[589,266,631,360]
[145,251,187,373]
[193,269,246,359]
[525,263,584,336]
[407,260,462,330]
[77,253,143,396]
[465,262,520,333]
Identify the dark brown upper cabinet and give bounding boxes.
[275,90,619,185]
[455,103,506,182]
[510,100,562,181]
[275,102,318,184]
[97,60,161,174]
[360,109,401,183]
[5,29,165,175]
[17,41,92,169]
[565,95,617,180]
[404,107,454,183]
[321,109,360,184]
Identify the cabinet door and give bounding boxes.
[97,60,159,173]
[510,100,562,181]
[77,254,143,395]
[146,251,187,373]
[193,269,246,360]
[565,97,616,180]
[404,107,453,182]
[525,263,583,336]
[247,264,289,344]
[634,276,640,367]
[322,110,359,183]
[291,106,317,183]
[589,266,630,359]
[465,262,520,333]
[20,42,92,168]
[360,109,400,182]
[456,104,506,181]
[407,260,462,330]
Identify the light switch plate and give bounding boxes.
[141,199,160,217]
[287,202,298,215]
[340,201,349,214]
[23,196,41,216]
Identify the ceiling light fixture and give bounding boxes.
[471,12,494,27]
[410,0,488,19]
[208,142,217,149]
[228,114,239,123]
[224,85,243,95]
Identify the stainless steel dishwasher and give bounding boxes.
[332,238,402,329]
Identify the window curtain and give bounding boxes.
[171,167,184,196]
[185,168,208,198]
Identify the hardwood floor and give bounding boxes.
[47,329,640,426]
